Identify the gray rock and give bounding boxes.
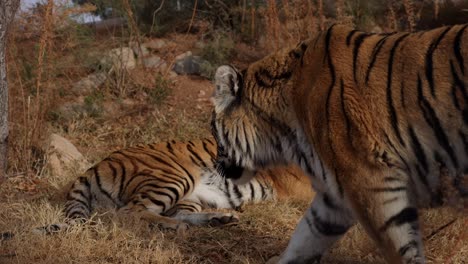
[46,134,88,176]
[130,42,150,58]
[144,39,167,50]
[174,51,192,61]
[72,73,106,95]
[167,71,178,79]
[173,55,211,76]
[100,47,136,71]
[143,56,167,69]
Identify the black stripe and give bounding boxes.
[383,176,401,182]
[249,182,255,201]
[450,60,468,124]
[415,166,430,191]
[319,159,327,182]
[399,240,418,257]
[454,25,467,75]
[299,152,313,176]
[459,130,468,155]
[117,160,127,200]
[141,194,167,212]
[370,186,406,192]
[387,33,410,147]
[400,78,406,109]
[324,26,343,197]
[67,211,86,219]
[174,203,200,212]
[416,75,459,168]
[425,26,452,97]
[94,168,114,202]
[353,33,372,82]
[108,161,118,182]
[147,189,178,206]
[202,139,216,159]
[383,132,410,171]
[346,29,359,46]
[408,126,429,172]
[380,207,418,232]
[187,143,207,167]
[322,192,339,210]
[340,79,352,143]
[166,141,173,152]
[383,197,400,205]
[254,68,292,88]
[310,208,349,236]
[69,189,88,200]
[259,182,266,199]
[67,198,89,210]
[224,180,237,208]
[365,35,391,84]
[325,26,337,121]
[79,176,91,188]
[334,168,344,198]
[233,184,243,201]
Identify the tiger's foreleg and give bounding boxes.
[272,192,355,264]
[348,167,425,264]
[167,200,239,226]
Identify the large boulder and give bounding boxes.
[100,47,136,71]
[46,134,88,176]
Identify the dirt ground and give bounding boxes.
[1,31,467,264]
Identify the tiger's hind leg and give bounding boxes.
[166,200,239,226]
[348,167,425,264]
[273,192,355,264]
[118,197,189,233]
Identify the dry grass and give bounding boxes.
[0,169,309,264]
[1,171,466,264]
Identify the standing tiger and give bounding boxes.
[211,24,467,264]
[33,137,313,235]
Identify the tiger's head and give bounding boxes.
[211,43,308,184]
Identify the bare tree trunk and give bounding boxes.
[0,0,20,181]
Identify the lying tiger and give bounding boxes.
[32,137,313,235]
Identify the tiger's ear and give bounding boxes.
[212,65,242,113]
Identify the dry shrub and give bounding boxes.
[262,0,322,52]
[261,0,355,53]
[7,0,56,175]
[6,0,143,176]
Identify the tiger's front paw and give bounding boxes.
[209,213,240,227]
